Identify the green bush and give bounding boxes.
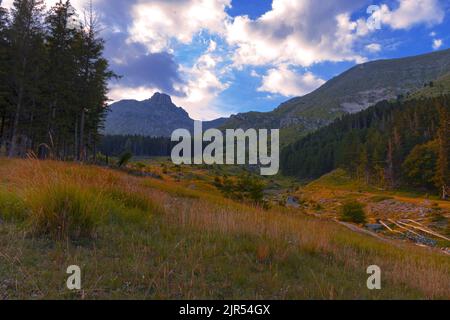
[340,201,367,224]
[214,174,266,207]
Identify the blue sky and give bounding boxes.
[3,0,449,119]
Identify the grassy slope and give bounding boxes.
[0,159,449,299]
[409,73,450,99]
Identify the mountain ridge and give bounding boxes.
[222,48,450,143]
[104,93,227,137]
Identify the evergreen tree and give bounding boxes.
[73,3,115,161]
[45,0,79,158]
[8,0,46,157]
[0,0,115,161]
[0,2,9,149]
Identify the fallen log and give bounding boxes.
[379,220,403,234]
[398,221,450,242]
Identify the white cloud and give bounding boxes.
[127,0,231,52]
[365,43,382,53]
[250,70,260,78]
[258,65,325,97]
[432,38,443,50]
[225,0,369,68]
[173,45,230,120]
[378,0,445,30]
[108,85,158,103]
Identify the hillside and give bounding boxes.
[0,159,449,299]
[281,95,450,197]
[104,93,227,137]
[223,49,450,143]
[410,73,450,99]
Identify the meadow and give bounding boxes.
[0,159,449,299]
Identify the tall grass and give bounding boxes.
[0,159,165,240]
[0,159,449,299]
[26,183,103,240]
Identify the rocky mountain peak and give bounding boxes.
[148,92,173,106]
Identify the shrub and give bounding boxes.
[340,201,367,224]
[214,174,267,207]
[26,184,103,240]
[117,152,133,168]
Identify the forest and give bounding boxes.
[281,96,450,198]
[0,0,114,161]
[99,135,173,157]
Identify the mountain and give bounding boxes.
[222,49,450,143]
[104,93,227,137]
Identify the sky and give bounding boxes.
[2,0,450,120]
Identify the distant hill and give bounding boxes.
[223,49,450,143]
[104,93,227,137]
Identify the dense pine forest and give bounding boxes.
[100,135,173,157]
[281,96,450,198]
[0,0,114,160]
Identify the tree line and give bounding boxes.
[0,0,115,160]
[281,96,450,199]
[99,135,174,157]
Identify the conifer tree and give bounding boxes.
[0,2,9,148]
[8,0,46,157]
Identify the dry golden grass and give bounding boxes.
[0,158,449,299]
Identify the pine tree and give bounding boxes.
[0,2,9,150]
[45,0,79,158]
[8,0,46,157]
[73,2,115,161]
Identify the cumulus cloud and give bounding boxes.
[113,51,184,95]
[225,0,370,68]
[172,41,230,120]
[127,0,231,52]
[377,0,445,30]
[258,65,325,97]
